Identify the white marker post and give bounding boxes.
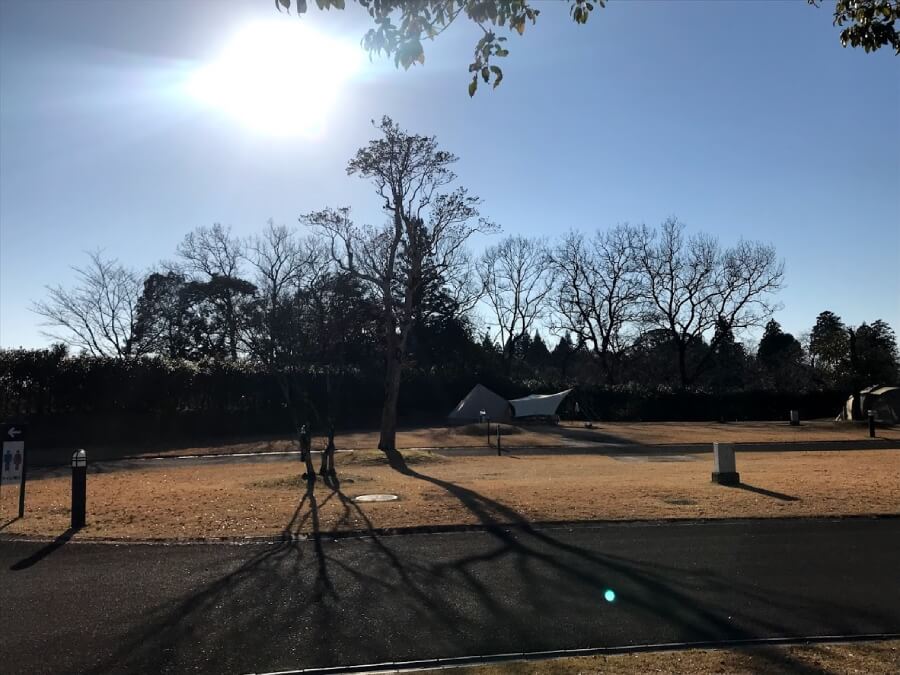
[711,442,740,486]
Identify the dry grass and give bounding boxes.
[444,640,900,674]
[2,449,898,540]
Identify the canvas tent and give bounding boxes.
[509,389,573,419]
[448,384,513,423]
[839,385,900,423]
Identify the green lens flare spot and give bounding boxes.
[604,589,616,603]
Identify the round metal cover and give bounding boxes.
[353,493,399,503]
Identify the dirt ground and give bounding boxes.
[445,640,900,675]
[2,449,897,540]
[41,419,899,463]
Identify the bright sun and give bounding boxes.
[187,20,363,137]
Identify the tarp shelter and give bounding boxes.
[448,384,513,423]
[840,385,900,423]
[509,389,573,419]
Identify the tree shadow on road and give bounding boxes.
[77,448,893,675]
[377,447,887,675]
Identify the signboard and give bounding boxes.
[1,424,27,486]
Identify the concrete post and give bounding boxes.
[711,442,740,485]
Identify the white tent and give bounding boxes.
[839,385,900,422]
[509,389,573,418]
[448,384,513,422]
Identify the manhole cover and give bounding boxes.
[353,494,399,503]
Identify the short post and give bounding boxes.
[711,442,739,486]
[18,444,27,518]
[789,410,799,426]
[496,425,501,456]
[480,409,489,446]
[71,449,87,529]
[299,424,314,480]
[868,410,876,438]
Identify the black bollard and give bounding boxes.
[496,425,501,456]
[71,449,87,529]
[868,410,876,438]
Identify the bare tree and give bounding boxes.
[177,223,248,360]
[549,226,641,383]
[477,235,553,360]
[243,221,327,366]
[303,116,496,452]
[32,250,143,358]
[635,218,784,388]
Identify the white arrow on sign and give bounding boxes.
[7,427,21,438]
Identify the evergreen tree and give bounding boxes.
[809,311,849,374]
[852,320,899,383]
[525,331,551,368]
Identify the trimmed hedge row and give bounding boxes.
[1,350,845,448]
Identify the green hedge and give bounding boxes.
[1,349,846,449]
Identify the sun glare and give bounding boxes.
[187,20,363,137]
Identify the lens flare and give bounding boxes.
[604,589,616,602]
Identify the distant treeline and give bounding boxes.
[0,347,855,448]
[21,119,898,452]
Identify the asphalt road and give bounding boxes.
[2,518,899,674]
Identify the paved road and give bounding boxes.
[2,518,899,674]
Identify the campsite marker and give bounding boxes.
[711,442,740,486]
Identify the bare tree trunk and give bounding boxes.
[677,342,689,390]
[378,352,402,451]
[599,350,616,385]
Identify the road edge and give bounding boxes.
[2,512,899,547]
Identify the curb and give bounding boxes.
[246,632,900,674]
[2,512,899,547]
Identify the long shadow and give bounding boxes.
[74,446,892,675]
[377,447,879,675]
[526,423,639,446]
[9,528,76,570]
[0,516,19,531]
[731,483,800,502]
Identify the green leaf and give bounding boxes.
[468,77,477,97]
[491,66,503,89]
[481,66,490,83]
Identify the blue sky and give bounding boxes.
[1,0,898,349]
